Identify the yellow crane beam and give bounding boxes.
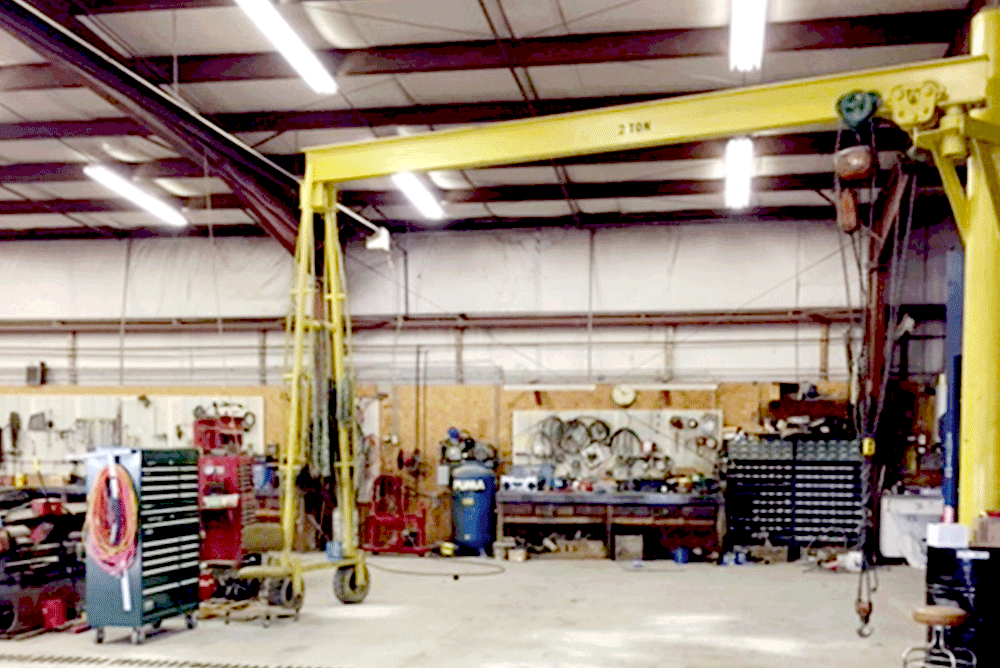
[303,9,1000,527]
[303,56,986,186]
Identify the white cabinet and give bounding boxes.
[880,493,944,569]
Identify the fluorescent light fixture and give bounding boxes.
[729,0,768,73]
[503,384,598,392]
[391,172,444,220]
[234,0,338,94]
[629,383,720,391]
[724,137,754,209]
[84,165,187,227]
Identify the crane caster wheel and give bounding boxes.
[185,614,197,630]
[94,628,104,644]
[334,563,370,604]
[130,627,145,645]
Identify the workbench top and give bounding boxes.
[496,490,717,506]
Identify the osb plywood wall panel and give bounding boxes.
[357,381,830,544]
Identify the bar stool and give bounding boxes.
[902,605,977,668]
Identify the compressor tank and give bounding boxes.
[451,463,496,553]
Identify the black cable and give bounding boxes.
[560,420,590,455]
[588,419,612,444]
[609,428,641,458]
[366,558,505,578]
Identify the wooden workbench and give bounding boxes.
[496,490,721,558]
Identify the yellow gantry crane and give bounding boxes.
[301,9,1000,531]
[250,10,1000,611]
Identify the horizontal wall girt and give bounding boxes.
[351,308,866,331]
[0,316,284,334]
[0,306,945,335]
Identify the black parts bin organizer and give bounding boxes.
[725,438,863,549]
[85,449,200,645]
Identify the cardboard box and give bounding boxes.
[614,534,644,561]
[545,538,606,559]
[927,522,969,548]
[973,516,1000,548]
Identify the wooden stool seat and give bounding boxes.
[913,606,968,627]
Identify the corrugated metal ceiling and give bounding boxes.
[0,0,973,238]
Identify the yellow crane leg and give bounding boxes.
[958,10,1000,526]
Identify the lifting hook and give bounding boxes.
[855,599,873,637]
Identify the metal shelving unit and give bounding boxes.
[725,438,863,548]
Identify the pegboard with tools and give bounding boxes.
[0,394,265,483]
[512,410,723,486]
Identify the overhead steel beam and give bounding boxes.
[0,208,840,240]
[0,94,680,137]
[0,222,266,241]
[213,94,676,132]
[379,208,841,232]
[1,0,300,251]
[0,117,147,140]
[0,11,962,92]
[0,174,938,214]
[0,193,242,214]
[343,174,840,207]
[59,0,362,11]
[0,129,913,182]
[0,100,912,142]
[0,176,951,216]
[0,200,954,240]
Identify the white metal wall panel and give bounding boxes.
[0,237,291,320]
[346,222,863,317]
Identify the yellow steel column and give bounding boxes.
[322,185,358,560]
[960,9,1000,525]
[282,201,314,561]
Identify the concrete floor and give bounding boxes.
[1,556,929,668]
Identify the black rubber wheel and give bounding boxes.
[185,614,197,630]
[95,628,104,644]
[333,564,370,604]
[151,619,162,630]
